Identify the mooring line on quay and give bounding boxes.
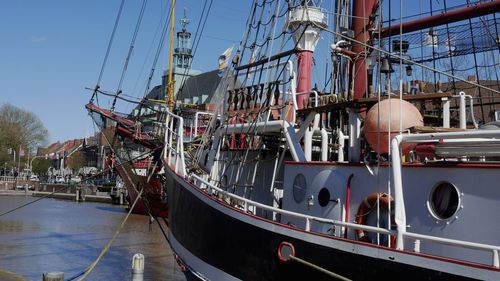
[0,146,161,219]
[66,186,145,281]
[0,186,68,217]
[71,146,165,281]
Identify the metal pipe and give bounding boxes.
[391,129,500,250]
[442,97,450,128]
[344,174,354,239]
[379,0,500,38]
[350,0,377,99]
[459,93,467,129]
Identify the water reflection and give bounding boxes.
[0,196,185,280]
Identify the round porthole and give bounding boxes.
[292,174,307,203]
[318,188,330,207]
[428,181,460,220]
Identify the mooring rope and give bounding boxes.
[73,186,145,281]
[289,256,351,281]
[0,186,68,217]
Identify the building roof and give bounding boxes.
[144,85,164,102]
[176,70,222,105]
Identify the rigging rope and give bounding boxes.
[0,186,68,217]
[174,0,214,104]
[90,0,126,103]
[111,0,149,112]
[142,1,173,98]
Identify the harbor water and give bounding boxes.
[0,195,186,280]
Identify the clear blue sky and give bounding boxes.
[0,0,249,146]
[0,0,461,147]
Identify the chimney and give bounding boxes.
[467,75,476,81]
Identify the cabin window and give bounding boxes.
[318,188,330,207]
[427,181,460,220]
[292,174,307,203]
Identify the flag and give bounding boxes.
[423,30,438,47]
[19,149,25,157]
[444,36,456,57]
[247,47,260,79]
[218,46,233,77]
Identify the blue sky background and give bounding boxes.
[0,0,249,145]
[0,0,473,147]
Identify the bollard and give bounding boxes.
[42,272,64,281]
[131,253,145,281]
[76,189,80,202]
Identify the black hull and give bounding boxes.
[166,169,489,280]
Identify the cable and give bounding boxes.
[111,0,149,112]
[90,0,126,103]
[0,186,68,217]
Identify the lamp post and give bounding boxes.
[7,148,16,175]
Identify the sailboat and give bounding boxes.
[162,0,500,280]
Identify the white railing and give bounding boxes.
[192,147,500,268]
[186,112,214,141]
[192,174,394,236]
[164,110,186,177]
[391,129,500,267]
[0,176,15,182]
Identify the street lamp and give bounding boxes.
[7,148,16,174]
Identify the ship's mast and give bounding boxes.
[288,1,326,109]
[351,0,378,99]
[167,0,176,111]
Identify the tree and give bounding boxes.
[67,151,87,173]
[0,103,48,171]
[32,158,51,177]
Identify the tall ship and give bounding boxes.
[161,0,500,280]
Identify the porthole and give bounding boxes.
[427,181,460,220]
[292,174,307,203]
[318,188,330,207]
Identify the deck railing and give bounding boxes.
[192,172,500,267]
[391,129,500,267]
[164,110,186,177]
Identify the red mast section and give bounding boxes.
[351,0,378,100]
[287,2,326,109]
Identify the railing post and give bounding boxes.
[459,92,466,129]
[305,218,311,231]
[442,97,450,128]
[413,239,421,253]
[178,118,186,176]
[168,119,174,166]
[348,109,361,162]
[494,249,499,268]
[391,136,407,250]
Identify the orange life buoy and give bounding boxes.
[355,192,396,248]
[229,116,246,149]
